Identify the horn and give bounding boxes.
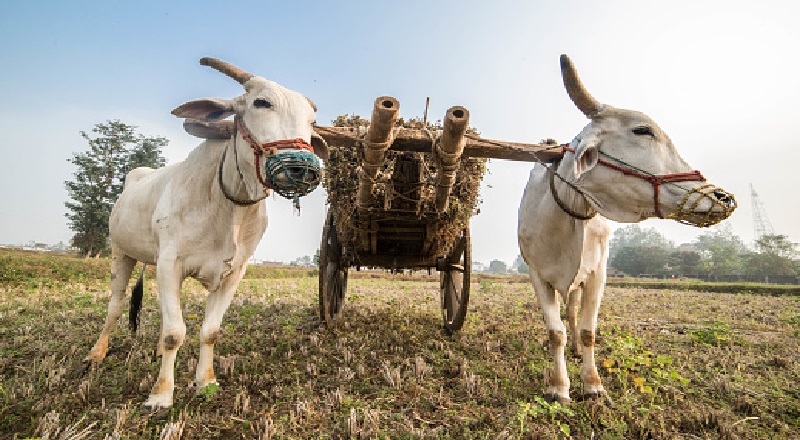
[560,54,603,118]
[200,57,254,86]
[305,96,318,112]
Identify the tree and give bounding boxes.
[64,120,168,257]
[488,259,508,274]
[125,134,168,174]
[608,225,673,276]
[692,224,747,276]
[609,224,674,260]
[513,254,529,274]
[611,246,670,277]
[669,250,704,276]
[754,234,797,259]
[744,234,798,277]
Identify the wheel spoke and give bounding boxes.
[330,278,340,314]
[445,273,460,321]
[441,274,451,316]
[450,273,462,308]
[450,235,467,263]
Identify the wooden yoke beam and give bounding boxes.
[435,106,469,212]
[313,126,565,162]
[357,96,400,207]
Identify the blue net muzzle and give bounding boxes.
[263,150,322,205]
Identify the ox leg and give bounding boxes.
[84,251,137,365]
[143,256,186,410]
[566,287,582,356]
[578,272,608,402]
[531,276,571,404]
[194,264,246,392]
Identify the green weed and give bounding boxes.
[690,321,739,347]
[517,396,574,437]
[782,311,800,337]
[602,328,689,398]
[197,383,220,402]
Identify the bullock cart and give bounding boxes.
[314,96,563,331]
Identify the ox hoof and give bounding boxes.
[141,403,171,419]
[76,360,96,377]
[582,391,614,407]
[142,395,173,413]
[141,401,172,414]
[543,393,571,405]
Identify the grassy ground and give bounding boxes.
[1,253,799,438]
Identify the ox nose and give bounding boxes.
[287,165,318,183]
[713,189,736,210]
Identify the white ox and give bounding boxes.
[83,58,328,410]
[518,55,736,404]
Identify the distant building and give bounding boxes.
[250,259,284,267]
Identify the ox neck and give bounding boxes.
[548,160,597,221]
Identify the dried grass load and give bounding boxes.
[323,115,487,265]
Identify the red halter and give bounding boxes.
[235,116,315,189]
[562,145,706,218]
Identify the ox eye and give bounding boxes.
[632,126,654,137]
[253,98,272,109]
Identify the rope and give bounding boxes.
[217,142,267,206]
[595,150,703,194]
[460,136,601,217]
[556,144,734,224]
[548,164,596,220]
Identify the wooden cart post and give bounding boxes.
[357,96,400,207]
[435,106,469,212]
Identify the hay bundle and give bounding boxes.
[323,115,487,263]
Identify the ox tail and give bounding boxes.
[129,264,146,333]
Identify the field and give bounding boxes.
[1,250,799,439]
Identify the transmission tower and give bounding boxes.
[750,183,774,241]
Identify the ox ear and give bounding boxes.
[311,130,329,161]
[171,98,235,121]
[572,135,600,179]
[183,119,235,139]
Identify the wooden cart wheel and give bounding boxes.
[439,228,471,333]
[319,212,348,326]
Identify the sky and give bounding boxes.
[1,1,799,265]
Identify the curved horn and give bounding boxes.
[560,54,603,118]
[305,96,317,112]
[199,57,254,85]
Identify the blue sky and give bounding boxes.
[2,1,799,264]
